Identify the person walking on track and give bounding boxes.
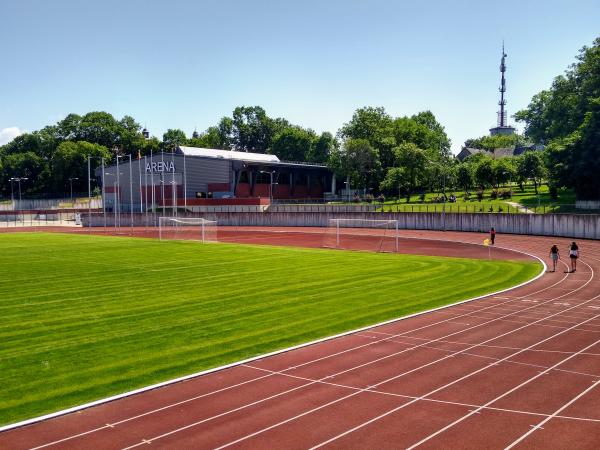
[490,227,496,245]
[569,242,579,272]
[549,244,560,272]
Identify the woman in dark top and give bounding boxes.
[490,227,496,245]
[549,244,560,272]
[569,242,579,272]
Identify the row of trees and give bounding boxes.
[515,37,600,200]
[328,107,452,198]
[0,107,337,197]
[377,147,546,202]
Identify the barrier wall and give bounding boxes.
[83,211,600,240]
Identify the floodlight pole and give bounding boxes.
[101,158,106,230]
[150,149,155,215]
[442,168,446,231]
[116,153,121,227]
[138,154,143,214]
[183,152,187,211]
[68,177,79,202]
[161,152,165,217]
[113,182,117,231]
[11,177,28,224]
[9,178,15,206]
[260,170,275,203]
[144,155,148,227]
[129,154,134,231]
[87,155,91,229]
[171,151,176,218]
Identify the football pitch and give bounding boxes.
[0,232,541,425]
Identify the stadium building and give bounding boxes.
[98,146,335,212]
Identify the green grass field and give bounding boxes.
[0,233,541,425]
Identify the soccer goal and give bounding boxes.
[322,218,399,253]
[158,217,218,243]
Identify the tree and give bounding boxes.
[411,110,452,158]
[515,37,600,199]
[329,138,380,190]
[161,129,187,152]
[474,156,494,189]
[393,142,427,202]
[380,167,410,200]
[456,163,473,194]
[308,132,336,163]
[76,112,122,149]
[0,152,49,195]
[51,141,111,194]
[232,106,281,152]
[270,127,316,161]
[517,151,547,194]
[492,158,517,188]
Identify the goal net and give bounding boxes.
[158,217,218,243]
[322,219,399,253]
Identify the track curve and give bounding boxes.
[1,228,599,449]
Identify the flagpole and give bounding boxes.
[129,154,133,232]
[144,155,148,229]
[183,152,187,211]
[101,157,106,230]
[150,149,155,216]
[138,152,143,214]
[172,151,176,218]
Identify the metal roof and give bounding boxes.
[178,146,280,163]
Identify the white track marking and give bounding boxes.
[177,289,600,449]
[243,364,600,423]
[311,312,600,450]
[14,252,564,446]
[366,330,600,357]
[504,379,600,449]
[121,289,599,450]
[406,339,600,446]
[6,235,594,449]
[1,249,551,436]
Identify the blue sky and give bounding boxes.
[1,0,598,153]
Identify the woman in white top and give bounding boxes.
[569,242,579,273]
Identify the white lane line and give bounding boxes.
[244,364,600,424]
[2,250,552,436]
[367,330,600,356]
[375,337,600,380]
[22,252,566,447]
[504,379,600,449]
[312,313,600,450]
[208,293,600,449]
[406,334,600,448]
[121,286,599,450]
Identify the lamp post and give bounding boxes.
[9,178,15,206]
[68,177,79,201]
[105,171,122,229]
[115,153,123,227]
[10,177,28,223]
[260,170,275,202]
[344,180,350,202]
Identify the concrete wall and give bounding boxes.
[576,200,600,210]
[84,211,600,240]
[0,198,102,211]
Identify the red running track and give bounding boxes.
[1,228,600,449]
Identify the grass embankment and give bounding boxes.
[376,184,581,213]
[0,233,540,425]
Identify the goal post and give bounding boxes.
[322,218,399,253]
[158,217,218,243]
